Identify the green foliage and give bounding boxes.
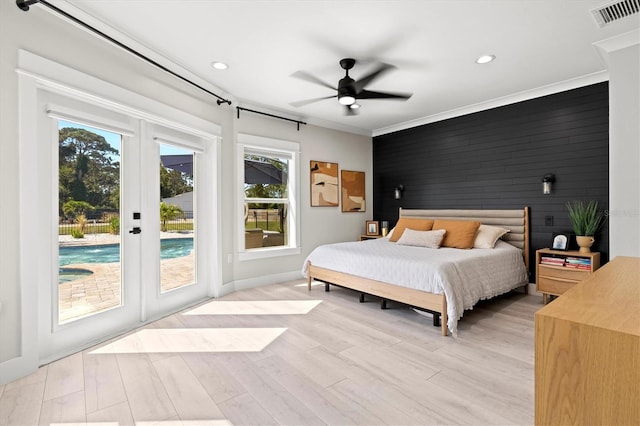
[245,183,287,199]
[58,127,119,212]
[70,229,84,239]
[62,200,95,220]
[160,162,193,198]
[76,214,88,233]
[109,216,120,235]
[160,202,184,232]
[567,200,605,236]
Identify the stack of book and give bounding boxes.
[564,257,592,270]
[540,256,566,267]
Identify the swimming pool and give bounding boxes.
[59,268,94,283]
[59,237,193,266]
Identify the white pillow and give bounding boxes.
[473,224,510,249]
[396,228,446,248]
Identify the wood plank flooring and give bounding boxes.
[0,279,540,425]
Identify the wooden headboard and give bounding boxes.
[399,207,530,269]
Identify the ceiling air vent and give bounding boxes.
[591,0,640,27]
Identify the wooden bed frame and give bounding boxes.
[306,207,530,336]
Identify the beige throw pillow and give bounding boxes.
[473,224,510,249]
[396,228,447,248]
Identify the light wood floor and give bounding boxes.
[0,279,540,425]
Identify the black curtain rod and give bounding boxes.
[16,0,232,106]
[237,107,307,131]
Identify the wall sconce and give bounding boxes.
[542,173,555,195]
[394,185,404,200]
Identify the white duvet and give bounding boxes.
[302,238,528,335]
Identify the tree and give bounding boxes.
[160,163,193,198]
[160,202,184,232]
[62,200,95,221]
[59,127,120,211]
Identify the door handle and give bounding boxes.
[129,227,142,234]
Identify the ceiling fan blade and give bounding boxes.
[290,70,337,91]
[358,89,412,100]
[354,63,395,93]
[289,95,337,108]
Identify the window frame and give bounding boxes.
[237,134,300,261]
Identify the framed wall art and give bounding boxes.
[366,220,379,236]
[310,161,339,207]
[341,170,365,212]
[552,233,570,251]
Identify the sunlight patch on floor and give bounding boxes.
[182,299,322,316]
[50,423,118,426]
[51,421,233,426]
[136,421,234,426]
[89,328,287,354]
[294,280,325,288]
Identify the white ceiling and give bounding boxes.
[56,0,639,136]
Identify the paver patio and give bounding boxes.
[58,233,194,323]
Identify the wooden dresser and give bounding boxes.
[535,256,640,425]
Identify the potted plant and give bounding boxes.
[566,200,606,253]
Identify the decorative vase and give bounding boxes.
[576,236,595,253]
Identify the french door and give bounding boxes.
[37,94,215,363]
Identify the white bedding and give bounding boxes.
[302,238,528,335]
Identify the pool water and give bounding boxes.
[59,268,94,283]
[59,237,193,266]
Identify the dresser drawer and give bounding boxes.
[537,276,580,295]
[538,265,591,281]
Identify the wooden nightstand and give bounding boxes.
[359,234,382,241]
[536,248,600,304]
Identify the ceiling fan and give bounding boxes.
[290,58,412,115]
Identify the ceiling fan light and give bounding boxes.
[339,95,356,105]
[350,103,360,109]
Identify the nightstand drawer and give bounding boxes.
[538,265,591,281]
[537,276,579,295]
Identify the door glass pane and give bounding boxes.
[160,145,195,292]
[244,153,289,249]
[58,121,122,323]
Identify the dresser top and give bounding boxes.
[536,256,640,337]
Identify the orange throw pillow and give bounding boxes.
[389,218,434,242]
[432,219,481,249]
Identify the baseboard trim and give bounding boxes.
[0,352,38,385]
[220,271,303,297]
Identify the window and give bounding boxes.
[159,143,196,293]
[237,134,300,260]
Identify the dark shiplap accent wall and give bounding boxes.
[373,82,609,280]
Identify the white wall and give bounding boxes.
[596,30,640,258]
[0,2,371,382]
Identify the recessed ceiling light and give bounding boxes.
[211,61,228,70]
[476,55,496,64]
